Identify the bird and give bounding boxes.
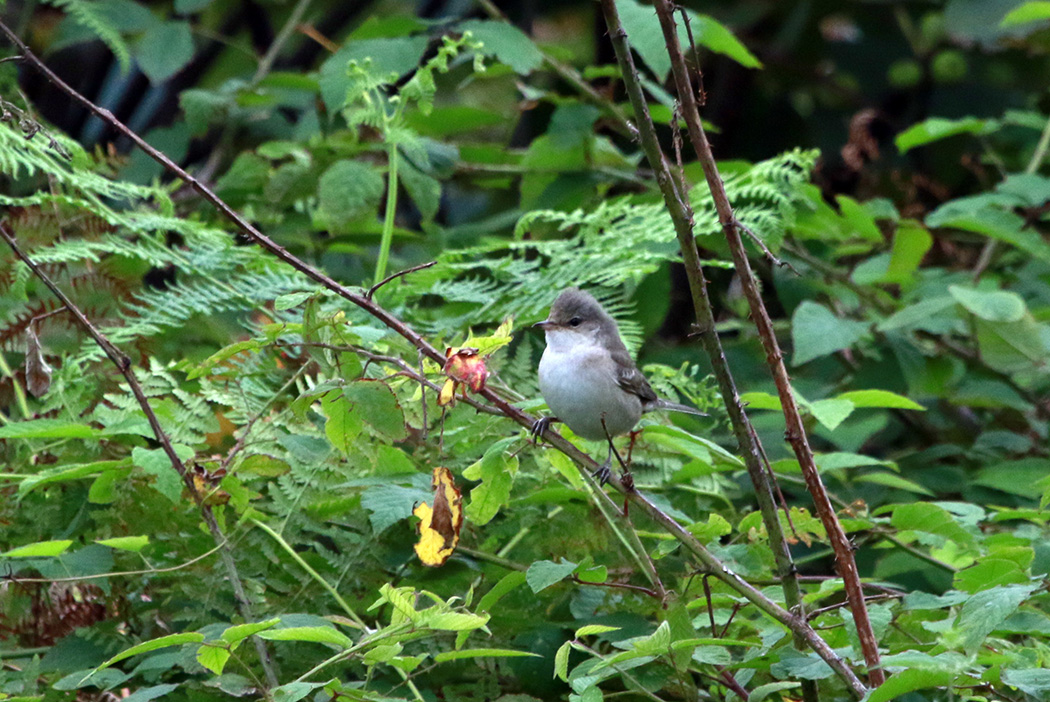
[534,287,706,484]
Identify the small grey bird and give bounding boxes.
[534,288,706,483]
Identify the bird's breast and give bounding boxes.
[538,344,642,441]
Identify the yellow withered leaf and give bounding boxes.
[413,467,463,567]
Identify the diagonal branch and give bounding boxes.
[646,0,884,686]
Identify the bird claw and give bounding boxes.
[531,416,556,444]
[592,463,612,486]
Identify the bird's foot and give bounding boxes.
[531,416,557,444]
[592,455,613,486]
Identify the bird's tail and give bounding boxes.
[644,398,708,417]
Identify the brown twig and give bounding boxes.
[570,574,660,599]
[0,222,279,689]
[594,2,843,697]
[365,261,436,300]
[646,0,883,686]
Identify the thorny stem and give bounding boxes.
[0,20,861,696]
[594,1,833,697]
[645,0,883,686]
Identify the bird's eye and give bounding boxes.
[568,317,582,327]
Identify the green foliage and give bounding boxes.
[2,1,1050,702]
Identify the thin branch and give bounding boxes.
[0,222,279,690]
[644,0,884,686]
[594,2,839,696]
[365,261,436,300]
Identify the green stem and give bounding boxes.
[251,518,367,628]
[1025,112,1050,175]
[0,353,30,419]
[374,144,400,285]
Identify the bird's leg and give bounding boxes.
[597,415,633,491]
[530,416,559,445]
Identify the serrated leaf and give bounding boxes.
[0,418,98,439]
[317,161,385,230]
[344,380,407,440]
[575,625,621,638]
[321,389,363,456]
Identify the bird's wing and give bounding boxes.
[612,349,658,403]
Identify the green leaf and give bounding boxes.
[896,117,996,153]
[867,668,954,702]
[97,536,149,552]
[435,648,540,663]
[835,390,924,410]
[90,633,206,676]
[1002,668,1050,696]
[361,484,428,534]
[525,559,577,593]
[465,441,517,526]
[426,612,490,631]
[343,380,407,441]
[948,285,1026,322]
[132,446,193,504]
[882,221,932,284]
[0,418,98,439]
[854,472,934,496]
[1001,1,1050,27]
[477,571,527,613]
[274,292,313,311]
[748,682,802,702]
[616,0,759,81]
[791,301,869,365]
[221,618,281,646]
[190,340,262,379]
[575,625,621,637]
[927,205,1050,262]
[135,21,195,83]
[175,0,214,14]
[316,160,385,230]
[257,626,353,648]
[688,14,762,69]
[318,37,429,112]
[553,641,571,681]
[2,539,73,557]
[459,20,543,74]
[321,389,363,456]
[877,296,959,333]
[272,681,327,702]
[955,584,1038,653]
[890,503,975,546]
[399,158,441,222]
[196,644,231,675]
[807,398,855,430]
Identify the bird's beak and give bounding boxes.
[533,320,555,330]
